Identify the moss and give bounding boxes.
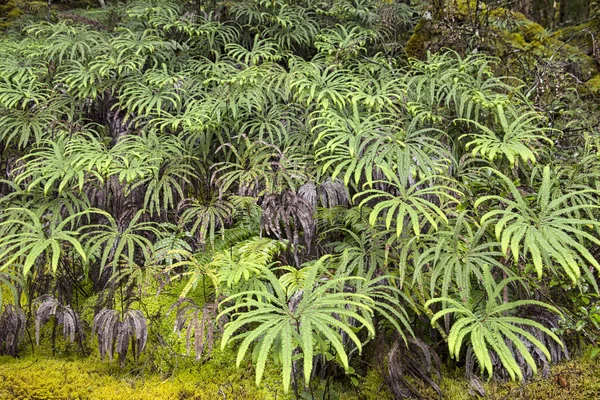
[406,4,598,81]
[0,349,292,400]
[4,354,600,400]
[404,0,488,60]
[404,19,429,60]
[584,74,600,93]
[556,22,594,42]
[449,0,487,17]
[6,7,23,18]
[356,369,394,400]
[438,377,471,400]
[404,3,598,77]
[520,21,546,42]
[479,356,600,399]
[0,0,23,30]
[486,8,598,79]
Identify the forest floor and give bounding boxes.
[1,352,600,400]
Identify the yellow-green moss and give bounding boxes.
[487,8,598,79]
[479,356,600,399]
[555,22,594,42]
[406,5,598,80]
[332,352,600,400]
[0,0,23,30]
[448,0,488,17]
[405,19,429,60]
[0,348,292,400]
[3,351,600,399]
[356,369,394,400]
[6,7,23,18]
[585,74,600,93]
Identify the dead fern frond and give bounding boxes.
[0,305,26,356]
[92,308,148,367]
[168,298,226,361]
[261,190,315,264]
[375,334,442,399]
[34,295,84,347]
[298,178,349,209]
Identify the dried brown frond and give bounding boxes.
[34,295,84,347]
[260,190,315,264]
[92,308,148,367]
[375,334,442,399]
[0,305,26,356]
[168,298,226,361]
[298,178,349,209]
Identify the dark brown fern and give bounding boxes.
[0,305,26,356]
[34,295,84,348]
[169,298,226,361]
[298,178,349,209]
[260,190,315,265]
[375,334,443,399]
[92,308,148,367]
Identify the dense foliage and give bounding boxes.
[0,0,599,398]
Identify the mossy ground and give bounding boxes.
[2,351,600,399]
[0,350,292,400]
[461,356,600,399]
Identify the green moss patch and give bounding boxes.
[0,351,291,400]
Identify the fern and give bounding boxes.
[475,166,600,284]
[0,208,89,276]
[177,196,234,246]
[357,165,461,237]
[34,295,84,347]
[0,270,22,310]
[458,105,553,166]
[0,305,26,356]
[92,308,148,366]
[81,209,163,274]
[426,268,563,381]
[169,298,225,361]
[218,258,375,392]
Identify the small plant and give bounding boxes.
[475,166,600,285]
[218,259,376,393]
